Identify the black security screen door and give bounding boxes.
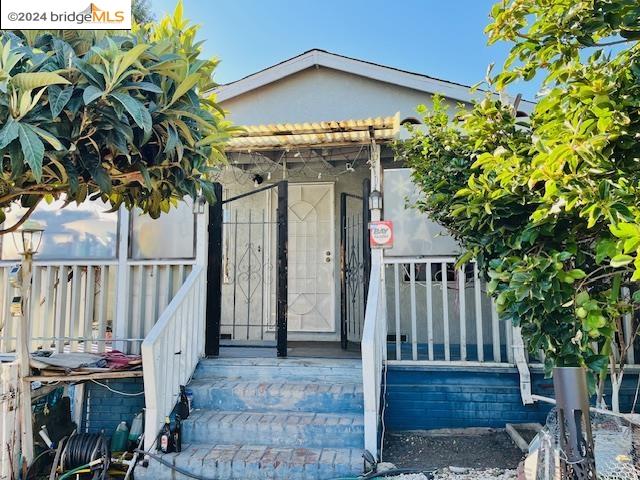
[340,178,371,349]
[205,181,288,357]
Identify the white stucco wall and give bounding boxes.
[219,66,462,126]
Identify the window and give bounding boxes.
[129,198,195,259]
[0,199,118,260]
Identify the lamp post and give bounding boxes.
[10,220,44,468]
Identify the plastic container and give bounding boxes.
[111,421,129,452]
[128,411,144,444]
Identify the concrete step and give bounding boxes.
[138,443,364,480]
[182,410,364,448]
[188,378,364,414]
[194,357,362,383]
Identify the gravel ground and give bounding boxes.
[384,467,517,479]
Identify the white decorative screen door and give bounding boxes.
[273,183,335,333]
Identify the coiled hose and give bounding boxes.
[60,433,110,480]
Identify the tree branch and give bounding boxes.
[592,39,633,47]
[0,199,42,235]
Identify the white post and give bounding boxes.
[364,139,384,458]
[369,141,382,221]
[195,206,208,267]
[512,326,533,404]
[17,253,34,466]
[114,206,130,352]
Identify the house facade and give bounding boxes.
[213,49,476,349]
[6,48,640,480]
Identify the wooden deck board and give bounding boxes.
[26,369,143,383]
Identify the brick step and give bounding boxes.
[182,410,364,448]
[188,379,364,414]
[194,357,362,383]
[137,443,363,480]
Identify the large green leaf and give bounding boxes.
[122,81,163,93]
[48,85,74,118]
[11,72,70,91]
[0,119,19,149]
[83,85,104,105]
[109,92,152,135]
[29,125,64,150]
[90,165,112,193]
[18,123,45,182]
[169,73,201,106]
[111,44,149,88]
[74,59,105,89]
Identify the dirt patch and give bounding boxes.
[382,429,525,470]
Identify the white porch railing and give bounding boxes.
[361,250,387,458]
[0,362,18,480]
[383,256,511,365]
[141,264,206,451]
[362,254,536,458]
[0,261,194,354]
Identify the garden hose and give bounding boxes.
[59,433,110,480]
[134,450,219,480]
[58,463,93,480]
[25,448,55,479]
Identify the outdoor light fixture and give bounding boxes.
[369,189,383,211]
[11,220,44,256]
[253,174,264,187]
[11,219,45,464]
[192,195,207,214]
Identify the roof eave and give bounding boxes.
[215,50,481,105]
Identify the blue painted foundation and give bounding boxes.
[82,378,145,436]
[384,364,640,431]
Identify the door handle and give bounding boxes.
[325,251,332,263]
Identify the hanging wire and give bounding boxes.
[90,379,144,396]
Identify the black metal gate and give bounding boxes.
[340,179,371,349]
[205,181,288,357]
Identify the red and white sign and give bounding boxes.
[369,221,394,249]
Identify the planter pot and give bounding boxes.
[552,366,596,479]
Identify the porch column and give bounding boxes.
[114,206,130,352]
[195,201,208,267]
[369,141,382,222]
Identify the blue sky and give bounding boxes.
[152,0,541,101]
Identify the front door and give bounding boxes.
[277,183,336,333]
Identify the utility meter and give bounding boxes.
[8,264,21,288]
[10,296,22,317]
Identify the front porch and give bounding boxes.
[0,115,606,479]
